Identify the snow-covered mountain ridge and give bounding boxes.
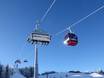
[40,72,104,78]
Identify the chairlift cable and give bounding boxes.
[55,5,104,36]
[40,0,56,23]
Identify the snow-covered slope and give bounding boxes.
[10,69,25,78]
[39,72,104,78]
[90,73,104,77]
[10,69,104,78]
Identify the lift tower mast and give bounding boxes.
[27,24,51,78]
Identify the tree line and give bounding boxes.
[0,64,104,78]
[0,64,34,78]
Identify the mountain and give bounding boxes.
[40,72,104,78]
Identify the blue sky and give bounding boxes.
[0,0,104,73]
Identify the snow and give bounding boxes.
[90,73,104,77]
[39,72,104,78]
[10,69,104,78]
[10,69,25,78]
[71,74,81,77]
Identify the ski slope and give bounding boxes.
[10,70,104,78]
[10,69,25,78]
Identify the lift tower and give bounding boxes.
[27,24,51,78]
